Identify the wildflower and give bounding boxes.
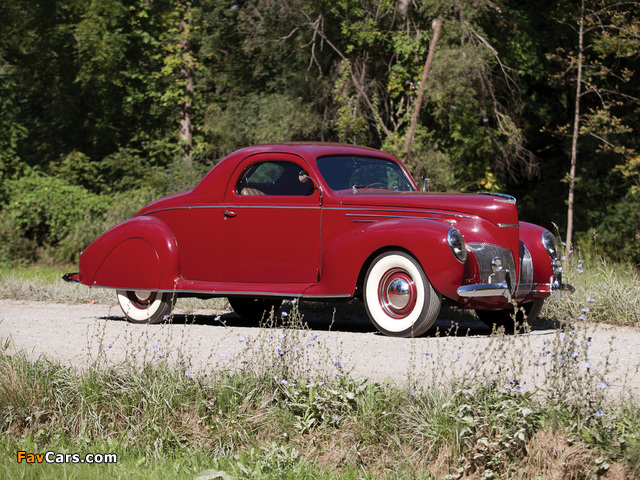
[281,379,288,386]
[332,415,340,421]
[291,299,297,305]
[581,308,590,313]
[562,255,567,261]
[318,381,324,386]
[598,381,607,389]
[586,296,595,303]
[585,361,591,369]
[423,352,431,356]
[279,334,286,340]
[177,359,184,364]
[294,347,300,352]
[238,336,245,342]
[567,317,574,321]
[516,386,524,393]
[214,315,221,321]
[281,312,289,317]
[163,315,170,320]
[578,315,586,321]
[185,370,193,377]
[596,410,604,417]
[410,390,416,397]
[220,353,227,359]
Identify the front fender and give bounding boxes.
[520,221,555,286]
[309,218,464,298]
[79,216,180,290]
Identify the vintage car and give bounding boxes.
[64,143,572,336]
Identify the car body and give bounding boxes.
[64,143,573,336]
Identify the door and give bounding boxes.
[221,153,321,285]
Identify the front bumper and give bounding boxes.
[457,271,574,303]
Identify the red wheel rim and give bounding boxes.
[378,269,417,318]
[126,291,157,309]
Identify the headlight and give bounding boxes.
[542,231,560,260]
[448,228,467,263]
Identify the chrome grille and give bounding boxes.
[516,241,534,295]
[467,243,516,283]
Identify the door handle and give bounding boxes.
[224,210,236,218]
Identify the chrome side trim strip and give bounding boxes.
[330,206,475,219]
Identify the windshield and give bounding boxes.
[316,155,416,192]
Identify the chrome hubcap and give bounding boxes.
[379,269,417,318]
[128,290,156,308]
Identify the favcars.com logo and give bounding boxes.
[17,451,117,464]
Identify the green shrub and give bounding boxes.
[0,173,112,264]
[595,190,640,266]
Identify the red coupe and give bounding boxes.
[64,143,572,336]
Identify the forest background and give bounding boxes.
[1,0,639,268]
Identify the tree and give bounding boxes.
[548,0,640,254]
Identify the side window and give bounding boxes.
[236,161,314,196]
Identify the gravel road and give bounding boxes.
[1,298,639,397]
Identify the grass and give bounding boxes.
[1,334,640,479]
[2,255,640,478]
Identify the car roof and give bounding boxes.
[229,142,396,161]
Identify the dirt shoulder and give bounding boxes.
[1,299,639,397]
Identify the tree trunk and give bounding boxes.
[397,0,409,26]
[179,3,194,168]
[566,0,585,255]
[401,17,442,166]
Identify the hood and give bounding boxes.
[338,190,519,226]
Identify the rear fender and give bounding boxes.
[313,218,464,298]
[79,216,180,290]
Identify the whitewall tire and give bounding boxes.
[363,251,441,337]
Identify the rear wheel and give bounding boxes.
[228,297,282,320]
[476,299,545,333]
[116,290,176,324]
[363,251,441,337]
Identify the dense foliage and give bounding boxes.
[1,0,639,265]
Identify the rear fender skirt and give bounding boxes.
[79,216,180,290]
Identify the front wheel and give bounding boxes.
[476,299,545,333]
[116,290,176,324]
[363,251,442,337]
